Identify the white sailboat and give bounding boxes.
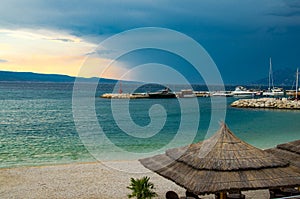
[262,58,284,96]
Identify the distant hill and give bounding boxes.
[2,69,298,86]
[252,67,298,86]
[0,71,117,83]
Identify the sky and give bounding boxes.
[0,0,300,84]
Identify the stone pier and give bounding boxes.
[100,93,149,99]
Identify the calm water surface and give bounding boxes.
[0,82,299,168]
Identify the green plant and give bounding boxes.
[127,176,157,199]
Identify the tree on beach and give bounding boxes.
[127,176,157,199]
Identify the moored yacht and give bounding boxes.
[231,86,255,97]
[148,88,176,98]
[263,87,284,96]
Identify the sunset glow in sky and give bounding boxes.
[0,29,97,76]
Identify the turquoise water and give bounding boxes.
[0,82,299,168]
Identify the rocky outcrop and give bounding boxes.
[231,98,300,109]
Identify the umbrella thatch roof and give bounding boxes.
[139,123,300,195]
[265,139,300,168]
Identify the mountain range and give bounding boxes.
[0,69,298,86]
[252,67,298,86]
[0,71,116,83]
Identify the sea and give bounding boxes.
[1,81,300,168]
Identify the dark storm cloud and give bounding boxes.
[267,0,300,17]
[50,38,77,43]
[1,0,296,36]
[0,59,8,63]
[0,0,299,83]
[270,11,300,17]
[1,0,299,41]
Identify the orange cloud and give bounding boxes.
[0,28,127,79]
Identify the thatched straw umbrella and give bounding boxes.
[265,139,300,196]
[265,139,300,169]
[139,123,300,198]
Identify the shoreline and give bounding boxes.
[0,160,270,199]
[0,160,187,199]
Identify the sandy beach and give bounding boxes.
[0,161,269,199]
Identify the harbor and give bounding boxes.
[100,86,299,99]
[100,85,300,110]
[101,67,300,102]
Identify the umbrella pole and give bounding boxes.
[220,192,227,199]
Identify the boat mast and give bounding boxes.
[268,57,272,91]
[296,68,299,99]
[268,57,274,91]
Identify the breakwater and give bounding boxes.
[100,91,210,99]
[101,93,149,99]
[231,98,300,109]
